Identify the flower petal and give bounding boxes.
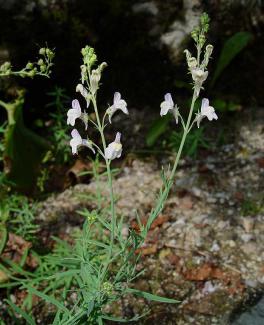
[164,93,174,106]
[114,92,121,104]
[116,99,128,114]
[160,101,173,116]
[72,99,82,112]
[201,98,209,112]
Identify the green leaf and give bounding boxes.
[6,299,36,325]
[146,115,171,147]
[0,226,7,254]
[24,285,71,315]
[126,288,180,303]
[211,32,253,86]
[102,311,149,323]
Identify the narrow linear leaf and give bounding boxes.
[0,227,7,254]
[146,115,171,147]
[6,299,36,325]
[24,285,71,315]
[126,288,180,303]
[211,31,253,86]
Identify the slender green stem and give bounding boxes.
[90,95,116,279]
[145,92,197,233]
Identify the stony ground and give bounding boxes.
[36,109,264,324]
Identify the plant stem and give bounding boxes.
[90,96,116,278]
[145,92,197,233]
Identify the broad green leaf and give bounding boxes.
[126,288,179,303]
[211,32,253,86]
[2,92,50,191]
[146,115,171,147]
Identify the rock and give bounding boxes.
[241,242,258,256]
[241,233,254,243]
[241,217,255,233]
[160,0,201,62]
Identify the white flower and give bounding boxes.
[105,132,122,160]
[191,68,208,86]
[201,98,218,121]
[107,92,128,124]
[67,99,82,126]
[67,99,89,130]
[76,84,90,107]
[196,98,218,128]
[160,93,174,116]
[70,129,95,155]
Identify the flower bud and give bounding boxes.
[90,69,101,94]
[0,61,11,72]
[38,59,44,66]
[45,48,54,59]
[81,65,87,83]
[26,62,33,69]
[188,57,197,69]
[40,64,46,72]
[206,44,213,57]
[199,34,206,47]
[39,48,46,55]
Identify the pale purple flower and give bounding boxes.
[70,129,95,155]
[107,92,128,124]
[160,93,174,116]
[67,99,82,126]
[160,93,179,124]
[105,132,122,160]
[201,98,218,121]
[196,98,218,128]
[67,99,88,130]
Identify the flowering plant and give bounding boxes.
[4,13,218,324]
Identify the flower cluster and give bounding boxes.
[0,47,55,78]
[66,46,129,161]
[160,13,217,129]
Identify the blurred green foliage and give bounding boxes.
[211,31,253,87]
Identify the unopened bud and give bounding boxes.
[0,61,11,72]
[39,48,46,55]
[26,62,33,69]
[90,69,101,94]
[38,59,44,66]
[206,44,213,57]
[188,57,197,69]
[199,34,206,47]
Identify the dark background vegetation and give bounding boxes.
[0,0,263,193]
[0,0,263,117]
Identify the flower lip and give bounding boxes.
[70,129,82,154]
